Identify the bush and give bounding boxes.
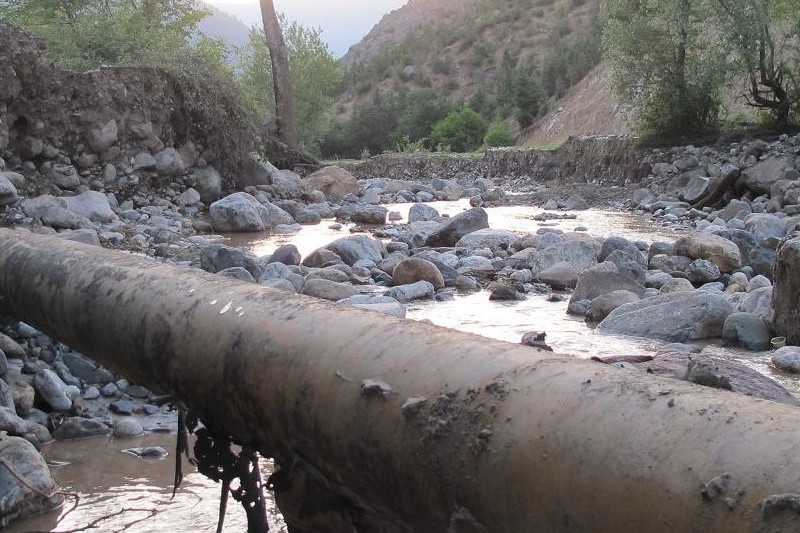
[431,108,487,153]
[484,121,516,147]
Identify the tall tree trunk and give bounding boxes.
[259,0,298,150]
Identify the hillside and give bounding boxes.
[196,4,251,64]
[329,0,617,154]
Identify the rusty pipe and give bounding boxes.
[0,228,799,532]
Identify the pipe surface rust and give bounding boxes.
[1,228,800,532]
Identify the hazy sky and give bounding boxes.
[205,0,408,57]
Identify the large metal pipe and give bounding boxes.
[1,228,800,532]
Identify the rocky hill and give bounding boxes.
[335,0,608,137]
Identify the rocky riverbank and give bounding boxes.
[3,129,800,526]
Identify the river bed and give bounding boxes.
[8,201,799,532]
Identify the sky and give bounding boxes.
[205,0,408,57]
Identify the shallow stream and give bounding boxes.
[9,201,799,532]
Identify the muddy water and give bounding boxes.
[9,201,799,531]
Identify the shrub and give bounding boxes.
[484,121,516,147]
[431,108,487,153]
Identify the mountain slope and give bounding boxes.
[334,0,610,137]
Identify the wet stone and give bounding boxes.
[53,417,112,440]
[100,383,119,397]
[113,418,144,437]
[125,385,150,399]
[123,446,168,459]
[110,400,135,415]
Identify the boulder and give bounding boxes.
[392,258,445,289]
[686,259,721,284]
[52,417,112,440]
[303,166,360,200]
[425,208,489,247]
[0,435,63,528]
[743,213,788,241]
[456,229,518,250]
[538,261,579,289]
[200,244,262,278]
[683,175,711,203]
[268,244,302,266]
[351,205,388,225]
[239,153,278,187]
[87,119,117,154]
[271,169,305,198]
[154,147,184,177]
[209,192,270,232]
[528,241,598,274]
[57,228,101,246]
[63,190,117,223]
[716,199,752,222]
[337,295,407,318]
[598,237,646,266]
[741,156,793,194]
[587,290,641,322]
[300,278,360,302]
[0,333,25,359]
[0,174,17,206]
[568,270,645,314]
[597,291,734,342]
[672,231,742,272]
[324,235,384,266]
[722,312,772,351]
[32,369,72,411]
[771,237,800,344]
[21,195,84,229]
[408,203,440,223]
[772,347,800,373]
[660,278,696,293]
[190,165,223,202]
[388,281,435,302]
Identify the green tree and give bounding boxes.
[240,20,342,155]
[431,108,487,153]
[389,88,455,149]
[484,121,516,147]
[711,0,800,128]
[0,0,207,71]
[604,0,724,138]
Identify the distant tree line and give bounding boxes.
[604,0,800,139]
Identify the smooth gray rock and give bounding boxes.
[425,207,488,247]
[209,192,270,232]
[300,278,360,301]
[456,229,519,250]
[538,261,579,289]
[324,235,384,266]
[392,258,445,289]
[598,291,734,342]
[0,174,17,206]
[660,278,696,293]
[528,241,598,274]
[154,147,184,177]
[351,204,388,225]
[649,254,693,273]
[271,169,305,198]
[0,333,24,360]
[568,270,645,314]
[200,244,262,278]
[772,347,800,373]
[0,435,62,528]
[716,199,752,222]
[587,290,641,322]
[337,295,407,318]
[217,267,256,283]
[177,187,201,206]
[57,228,101,246]
[672,231,742,272]
[190,165,223,202]
[303,166,359,200]
[0,379,13,411]
[21,195,84,229]
[52,417,112,440]
[742,156,793,194]
[113,418,144,438]
[388,280,435,302]
[744,212,788,241]
[32,370,71,411]
[722,312,772,351]
[63,190,117,223]
[63,352,115,384]
[268,244,302,266]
